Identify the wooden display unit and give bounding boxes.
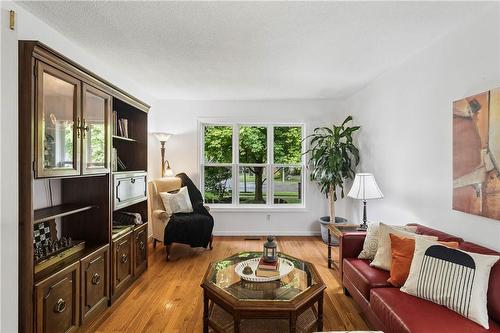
[19,41,150,333]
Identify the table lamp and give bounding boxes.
[153,132,173,177]
[347,173,383,229]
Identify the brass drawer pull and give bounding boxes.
[120,254,128,264]
[91,273,101,285]
[139,241,145,251]
[54,298,66,313]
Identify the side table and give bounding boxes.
[327,224,365,270]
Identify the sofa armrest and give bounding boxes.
[340,231,367,260]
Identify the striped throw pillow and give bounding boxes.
[401,238,499,329]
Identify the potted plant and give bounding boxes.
[304,116,360,244]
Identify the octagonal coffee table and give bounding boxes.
[200,252,326,333]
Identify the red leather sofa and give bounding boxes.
[340,224,500,333]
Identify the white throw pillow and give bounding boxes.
[358,223,418,260]
[401,238,499,329]
[159,186,193,215]
[370,223,437,271]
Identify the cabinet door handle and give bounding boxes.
[130,178,136,184]
[77,117,81,138]
[120,253,128,264]
[91,273,101,285]
[54,298,66,313]
[139,241,145,251]
[82,118,89,138]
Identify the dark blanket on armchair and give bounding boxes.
[164,173,214,248]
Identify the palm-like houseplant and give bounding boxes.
[305,116,360,241]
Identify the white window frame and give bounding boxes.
[199,121,306,210]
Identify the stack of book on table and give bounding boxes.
[256,257,280,277]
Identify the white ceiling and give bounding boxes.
[17,1,491,100]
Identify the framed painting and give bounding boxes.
[453,88,500,220]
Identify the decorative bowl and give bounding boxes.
[234,257,294,282]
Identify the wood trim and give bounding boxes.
[19,40,36,333]
[81,83,111,175]
[31,42,150,113]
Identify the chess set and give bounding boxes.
[33,220,85,274]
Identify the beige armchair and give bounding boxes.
[148,176,213,260]
[147,177,182,248]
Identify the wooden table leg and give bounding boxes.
[203,292,209,333]
[317,291,324,331]
[289,313,297,333]
[234,313,240,333]
[327,228,332,269]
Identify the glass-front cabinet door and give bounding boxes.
[82,84,110,174]
[36,62,81,178]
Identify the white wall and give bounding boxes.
[344,7,500,250]
[148,99,356,235]
[0,2,156,331]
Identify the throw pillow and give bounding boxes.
[159,186,193,215]
[358,223,418,260]
[387,233,459,287]
[401,238,499,329]
[370,223,438,271]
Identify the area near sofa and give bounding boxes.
[340,224,500,332]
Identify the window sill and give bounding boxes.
[207,205,309,213]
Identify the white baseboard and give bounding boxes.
[213,231,321,236]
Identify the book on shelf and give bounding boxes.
[112,111,118,136]
[111,148,118,172]
[117,118,129,138]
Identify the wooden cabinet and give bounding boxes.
[133,224,148,276]
[35,262,80,333]
[82,84,111,175]
[35,61,81,178]
[35,61,111,178]
[112,231,133,296]
[113,172,147,210]
[80,245,109,325]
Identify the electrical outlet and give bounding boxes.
[266,214,271,222]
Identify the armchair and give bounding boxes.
[148,174,214,261]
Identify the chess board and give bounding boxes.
[33,221,53,248]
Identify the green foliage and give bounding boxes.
[204,166,232,203]
[274,127,302,164]
[239,126,267,163]
[305,116,360,201]
[204,126,232,163]
[89,124,105,165]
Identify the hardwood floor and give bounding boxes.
[86,236,370,332]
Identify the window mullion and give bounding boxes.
[268,125,273,206]
[233,124,239,206]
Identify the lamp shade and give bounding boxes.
[153,132,172,142]
[347,173,384,200]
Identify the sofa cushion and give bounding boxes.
[407,223,464,243]
[459,241,500,324]
[370,288,500,333]
[343,258,392,300]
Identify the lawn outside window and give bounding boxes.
[200,122,306,209]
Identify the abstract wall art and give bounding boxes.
[453,88,500,221]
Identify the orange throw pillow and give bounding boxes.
[388,233,459,287]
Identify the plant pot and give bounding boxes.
[319,216,348,245]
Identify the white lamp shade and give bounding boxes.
[347,173,384,200]
[153,132,172,142]
[164,167,174,177]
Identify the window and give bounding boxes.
[201,123,305,208]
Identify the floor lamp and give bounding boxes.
[153,132,173,177]
[347,173,384,229]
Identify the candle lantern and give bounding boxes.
[263,235,277,262]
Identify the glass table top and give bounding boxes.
[205,252,318,301]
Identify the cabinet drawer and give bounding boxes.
[134,224,148,276]
[35,261,80,333]
[80,245,109,324]
[113,172,147,210]
[112,232,133,295]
